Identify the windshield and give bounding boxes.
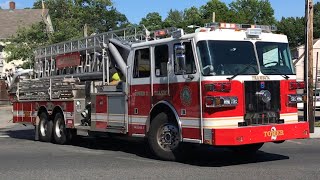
[197,40,259,76]
[256,42,295,75]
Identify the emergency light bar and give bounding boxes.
[153,27,184,39]
[246,28,262,37]
[204,22,277,33]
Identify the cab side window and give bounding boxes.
[174,42,196,75]
[133,48,150,78]
[154,45,169,77]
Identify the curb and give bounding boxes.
[309,127,320,139]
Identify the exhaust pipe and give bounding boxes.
[108,43,127,78]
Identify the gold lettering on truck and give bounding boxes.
[252,75,270,80]
[263,127,284,140]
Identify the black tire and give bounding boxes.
[53,113,68,145]
[38,112,53,142]
[230,143,264,155]
[148,112,181,161]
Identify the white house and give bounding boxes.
[294,39,320,86]
[0,1,53,79]
[0,1,53,104]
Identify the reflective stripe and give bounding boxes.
[13,111,37,118]
[130,116,148,124]
[181,118,241,128]
[111,73,120,81]
[280,113,299,122]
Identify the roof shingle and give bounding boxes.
[0,9,48,39]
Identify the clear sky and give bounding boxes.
[1,0,319,23]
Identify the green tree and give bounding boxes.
[163,9,184,28]
[4,22,48,67]
[314,2,320,39]
[200,0,233,23]
[139,12,163,31]
[33,0,129,41]
[277,17,305,48]
[229,0,276,25]
[4,0,129,65]
[184,6,203,27]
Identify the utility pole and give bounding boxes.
[304,0,314,133]
[212,12,216,23]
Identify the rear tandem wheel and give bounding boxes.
[53,113,68,145]
[38,112,53,142]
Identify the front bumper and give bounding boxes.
[209,122,309,146]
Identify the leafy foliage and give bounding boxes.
[229,0,276,24]
[4,0,313,66]
[163,9,184,28]
[181,0,277,32]
[277,17,305,48]
[200,0,233,23]
[4,22,48,65]
[4,0,129,64]
[276,2,320,48]
[183,6,204,28]
[139,12,163,31]
[314,2,320,39]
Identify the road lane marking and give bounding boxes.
[286,140,303,145]
[0,135,10,138]
[116,156,164,164]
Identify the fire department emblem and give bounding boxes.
[180,86,192,106]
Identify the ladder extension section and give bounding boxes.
[34,26,148,79]
[17,78,82,100]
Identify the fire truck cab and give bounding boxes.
[10,23,309,161]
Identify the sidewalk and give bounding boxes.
[0,105,14,129]
[310,127,320,138]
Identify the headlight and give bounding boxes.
[206,96,238,108]
[296,95,303,102]
[76,101,81,112]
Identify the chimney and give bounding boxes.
[9,1,16,10]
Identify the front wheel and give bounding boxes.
[53,113,68,145]
[148,112,181,161]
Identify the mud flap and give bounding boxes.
[34,116,40,141]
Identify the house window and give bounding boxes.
[133,48,150,78]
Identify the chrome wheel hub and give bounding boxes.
[55,119,63,138]
[157,124,179,151]
[40,120,47,137]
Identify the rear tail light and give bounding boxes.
[223,83,231,91]
[288,94,305,104]
[205,83,231,92]
[298,82,305,89]
[289,82,305,90]
[206,96,238,108]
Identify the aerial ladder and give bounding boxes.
[11,26,152,101]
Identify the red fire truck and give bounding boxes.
[9,23,309,161]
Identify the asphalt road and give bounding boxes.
[0,125,320,180]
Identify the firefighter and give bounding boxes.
[109,66,121,85]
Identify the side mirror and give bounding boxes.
[174,44,186,72]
